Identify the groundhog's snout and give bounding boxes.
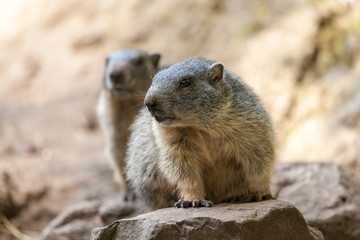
[144,94,174,123]
[144,94,158,115]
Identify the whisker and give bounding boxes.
[125,102,145,111]
[135,91,147,98]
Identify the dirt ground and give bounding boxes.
[0,0,359,238]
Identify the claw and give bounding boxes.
[174,199,214,208]
[174,200,192,208]
[192,200,200,207]
[200,200,214,207]
[174,200,182,208]
[181,200,191,208]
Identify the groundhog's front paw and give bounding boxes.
[262,193,275,201]
[249,193,275,202]
[174,199,214,208]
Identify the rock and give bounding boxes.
[272,162,360,240]
[90,200,323,240]
[0,171,47,219]
[40,198,141,240]
[98,198,137,224]
[40,201,101,240]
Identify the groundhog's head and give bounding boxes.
[103,49,160,98]
[144,57,230,127]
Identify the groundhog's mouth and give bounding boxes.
[113,86,133,93]
[154,114,175,123]
[111,87,134,97]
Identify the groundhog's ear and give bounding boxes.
[210,62,224,82]
[105,56,110,67]
[103,56,110,85]
[150,53,161,67]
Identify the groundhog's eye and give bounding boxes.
[180,78,191,88]
[135,56,144,66]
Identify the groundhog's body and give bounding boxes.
[97,49,160,190]
[126,57,275,209]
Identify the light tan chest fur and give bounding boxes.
[155,125,251,202]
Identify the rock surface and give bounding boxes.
[272,162,360,240]
[41,162,360,240]
[0,0,359,237]
[40,198,141,240]
[90,200,323,240]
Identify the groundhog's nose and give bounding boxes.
[144,95,157,114]
[110,71,125,85]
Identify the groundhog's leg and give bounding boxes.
[159,155,213,208]
[246,170,274,202]
[173,180,213,208]
[105,145,129,192]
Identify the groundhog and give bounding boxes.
[97,49,161,191]
[125,57,276,209]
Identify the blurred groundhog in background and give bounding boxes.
[97,49,161,192]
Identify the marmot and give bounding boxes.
[126,57,275,209]
[97,49,161,191]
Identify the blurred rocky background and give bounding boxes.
[0,0,359,239]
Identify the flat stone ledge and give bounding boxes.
[90,200,323,240]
